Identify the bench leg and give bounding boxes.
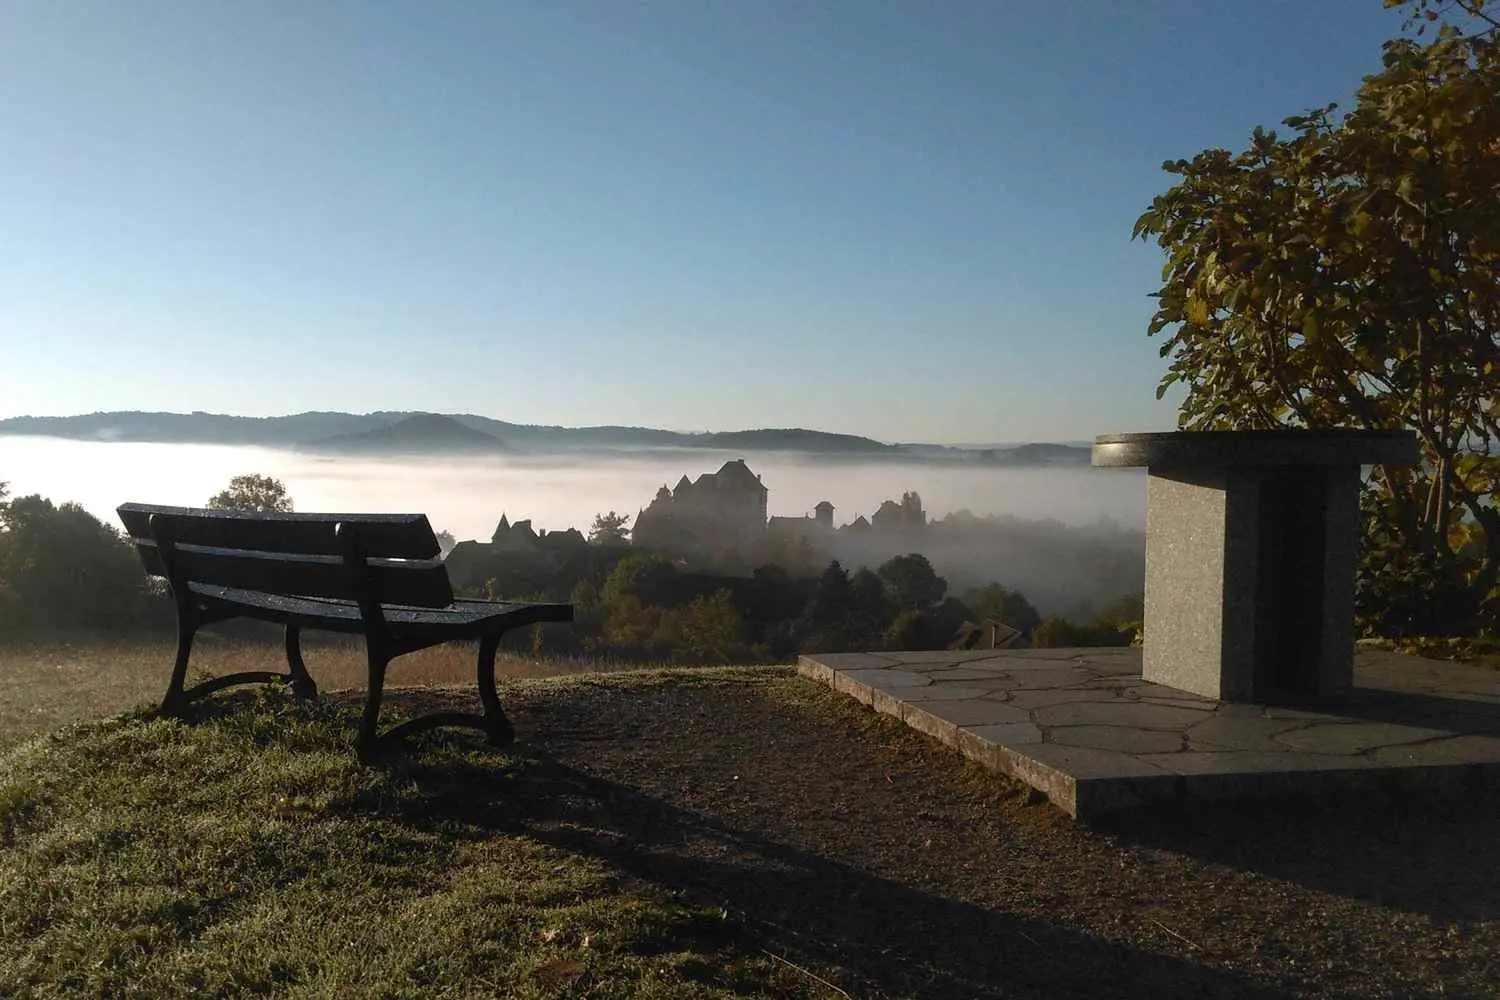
[353,635,515,760]
[284,626,319,699]
[357,646,390,762]
[476,634,515,747]
[161,619,197,715]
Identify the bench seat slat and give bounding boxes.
[189,584,573,639]
[118,503,440,559]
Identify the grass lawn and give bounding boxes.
[1,641,1499,997]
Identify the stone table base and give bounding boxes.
[797,647,1500,819]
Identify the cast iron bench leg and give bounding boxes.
[355,634,515,760]
[476,634,515,747]
[357,645,390,763]
[284,626,319,699]
[161,618,197,715]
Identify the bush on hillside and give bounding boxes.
[0,495,162,634]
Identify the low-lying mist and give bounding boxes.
[2,436,1147,615]
[2,438,1144,539]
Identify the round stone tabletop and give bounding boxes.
[1091,429,1419,469]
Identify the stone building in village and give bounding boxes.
[443,515,589,592]
[870,491,927,533]
[766,500,836,543]
[632,459,771,555]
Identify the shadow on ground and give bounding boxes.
[365,731,1285,999]
[1099,784,1500,926]
[167,673,1498,998]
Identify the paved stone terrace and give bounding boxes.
[797,646,1500,819]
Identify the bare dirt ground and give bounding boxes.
[379,672,1498,999]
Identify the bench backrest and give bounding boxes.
[117,503,455,608]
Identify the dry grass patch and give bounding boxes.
[0,636,673,750]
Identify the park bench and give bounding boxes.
[117,502,572,759]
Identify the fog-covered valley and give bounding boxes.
[1,436,1147,615]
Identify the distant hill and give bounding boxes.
[299,414,509,455]
[696,428,895,453]
[987,442,1091,465]
[0,410,381,445]
[0,409,1085,464]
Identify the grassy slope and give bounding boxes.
[0,675,820,999]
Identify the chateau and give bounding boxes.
[631,458,924,559]
[445,458,929,582]
[632,459,769,553]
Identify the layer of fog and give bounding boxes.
[1,437,1146,541]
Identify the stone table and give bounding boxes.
[1092,430,1417,702]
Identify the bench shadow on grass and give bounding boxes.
[351,738,1285,1000]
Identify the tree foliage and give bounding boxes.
[600,553,679,608]
[588,511,631,546]
[876,553,947,612]
[0,495,153,633]
[677,590,744,662]
[802,561,853,651]
[1135,5,1500,634]
[207,474,293,513]
[847,567,894,645]
[1386,0,1498,38]
[961,583,1043,636]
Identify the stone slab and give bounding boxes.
[1092,429,1419,469]
[1032,700,1214,730]
[797,646,1500,819]
[1051,725,1186,755]
[802,652,900,671]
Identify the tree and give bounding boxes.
[806,561,852,625]
[1092,592,1145,637]
[877,553,946,612]
[886,609,929,650]
[1387,0,1499,38]
[588,511,632,546]
[434,529,457,557]
[600,553,679,608]
[1030,616,1133,650]
[207,474,293,513]
[1134,6,1500,635]
[847,567,894,645]
[962,583,1043,636]
[803,561,854,651]
[603,593,659,651]
[678,590,745,662]
[1030,617,1086,650]
[0,495,150,632]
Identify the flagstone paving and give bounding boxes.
[797,646,1500,819]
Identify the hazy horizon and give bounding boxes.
[0,436,1145,544]
[0,408,1096,449]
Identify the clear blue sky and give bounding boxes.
[0,1,1406,443]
